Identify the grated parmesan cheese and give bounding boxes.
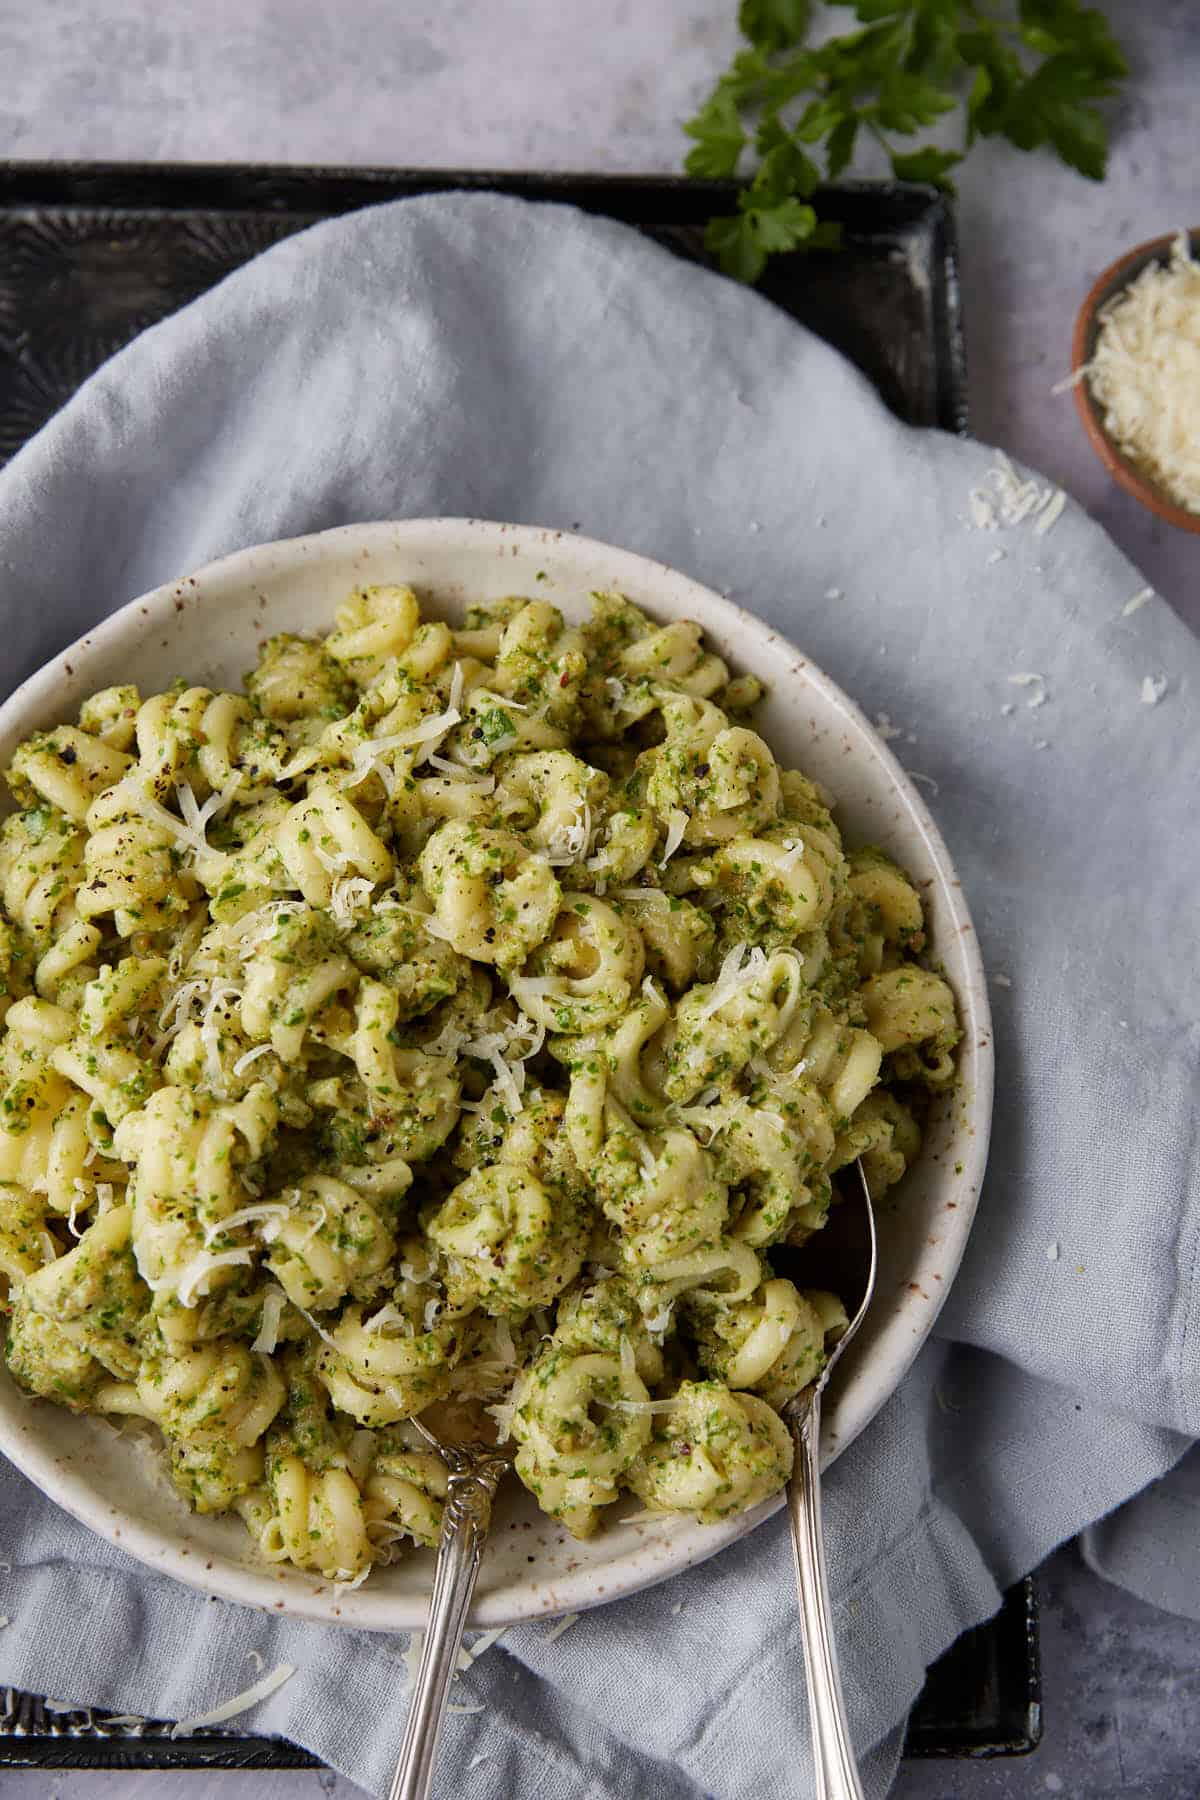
[199,982,243,1095]
[363,1303,409,1334]
[1034,490,1066,536]
[342,705,464,795]
[543,1612,580,1643]
[171,1247,255,1310]
[695,943,799,1020]
[967,452,1066,535]
[463,1626,508,1664]
[601,1395,683,1415]
[642,1299,674,1339]
[202,1202,289,1247]
[1140,674,1169,705]
[169,1662,296,1738]
[1070,232,1200,514]
[67,1179,88,1238]
[1123,586,1154,616]
[459,1012,545,1117]
[251,1285,287,1355]
[312,841,351,877]
[295,1304,341,1351]
[130,785,220,861]
[424,756,495,790]
[658,809,689,866]
[1008,672,1047,709]
[177,774,242,842]
[232,1042,272,1078]
[543,801,593,867]
[330,874,375,926]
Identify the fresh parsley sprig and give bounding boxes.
[684,0,1128,282]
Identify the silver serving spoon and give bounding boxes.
[781,1159,878,1800]
[389,1403,512,1800]
[391,1163,876,1800]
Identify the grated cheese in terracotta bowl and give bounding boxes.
[1066,231,1200,516]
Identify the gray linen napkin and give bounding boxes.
[0,192,1195,1799]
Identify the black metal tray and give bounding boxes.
[0,162,967,461]
[0,161,1024,1775]
[0,1579,1038,1770]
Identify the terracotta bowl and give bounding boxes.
[1071,229,1200,534]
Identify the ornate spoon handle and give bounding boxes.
[389,1458,506,1800]
[786,1391,866,1800]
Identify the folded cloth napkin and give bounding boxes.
[0,192,1195,1799]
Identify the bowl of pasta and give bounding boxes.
[0,519,991,1628]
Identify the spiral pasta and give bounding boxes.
[0,581,959,1576]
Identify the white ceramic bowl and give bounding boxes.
[0,520,992,1629]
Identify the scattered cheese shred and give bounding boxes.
[425,756,495,789]
[177,774,242,842]
[1008,672,1047,709]
[202,1202,289,1247]
[1140,674,1169,705]
[459,1012,545,1117]
[696,943,765,1018]
[659,809,689,866]
[464,1626,508,1664]
[134,788,213,856]
[1033,490,1066,536]
[601,1395,684,1415]
[967,453,1066,535]
[543,1612,580,1643]
[1072,232,1200,515]
[199,982,244,1094]
[172,1247,255,1310]
[362,1303,409,1334]
[342,705,463,795]
[169,1662,296,1738]
[232,1042,272,1078]
[544,801,592,867]
[1122,586,1154,616]
[330,874,375,927]
[296,1304,341,1351]
[250,1286,287,1355]
[1046,1241,1061,1263]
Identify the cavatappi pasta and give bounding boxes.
[0,585,959,1579]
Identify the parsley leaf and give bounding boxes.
[684,0,1128,282]
[889,146,964,190]
[738,0,812,53]
[683,88,747,179]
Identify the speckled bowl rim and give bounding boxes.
[1071,228,1200,534]
[0,519,992,1629]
